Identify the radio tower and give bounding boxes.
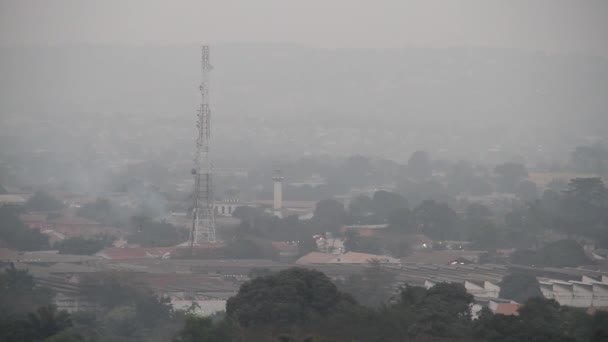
[190,45,216,247]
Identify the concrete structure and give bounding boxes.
[272,169,284,218]
[296,251,400,265]
[0,194,26,206]
[214,199,240,217]
[539,277,608,308]
[401,250,486,265]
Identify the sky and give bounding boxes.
[1,0,607,56]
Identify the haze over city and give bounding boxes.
[1,1,608,341]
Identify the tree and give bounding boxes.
[76,198,114,226]
[539,240,591,268]
[78,271,172,330]
[407,151,432,180]
[25,191,64,211]
[226,268,356,327]
[474,297,590,342]
[494,162,528,193]
[26,305,73,341]
[312,199,347,233]
[413,200,460,240]
[499,273,543,303]
[0,264,53,319]
[232,205,266,222]
[343,230,383,255]
[516,180,539,202]
[392,283,474,338]
[128,219,187,247]
[339,155,373,187]
[467,220,499,250]
[512,240,591,268]
[465,203,492,222]
[173,315,233,342]
[388,207,413,231]
[54,235,113,255]
[336,260,396,307]
[571,145,608,174]
[0,206,49,251]
[220,238,278,260]
[348,195,373,218]
[371,190,408,219]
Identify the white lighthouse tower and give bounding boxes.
[272,169,284,218]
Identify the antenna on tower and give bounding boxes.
[190,45,216,251]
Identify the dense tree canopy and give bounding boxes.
[413,200,460,240]
[494,162,528,193]
[128,218,187,247]
[226,268,355,327]
[54,235,114,255]
[511,240,591,268]
[25,191,64,211]
[499,273,543,303]
[407,150,432,180]
[0,205,49,251]
[312,199,347,233]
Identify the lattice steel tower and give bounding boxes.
[190,45,216,245]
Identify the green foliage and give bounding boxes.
[571,144,608,174]
[407,150,432,180]
[76,197,136,228]
[413,200,460,240]
[128,217,187,247]
[312,199,347,233]
[173,315,234,342]
[371,190,408,219]
[176,266,608,341]
[512,240,591,268]
[232,205,266,222]
[25,191,64,211]
[226,268,355,327]
[44,329,84,342]
[26,305,73,341]
[0,205,49,251]
[78,271,173,331]
[0,264,53,319]
[499,273,543,303]
[220,238,278,259]
[465,203,492,221]
[474,297,602,342]
[336,260,396,307]
[343,230,383,254]
[539,239,591,267]
[467,220,500,250]
[494,162,528,193]
[348,195,374,217]
[393,283,474,337]
[54,235,114,255]
[387,207,412,230]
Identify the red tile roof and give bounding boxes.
[0,248,19,260]
[495,303,520,316]
[295,252,336,264]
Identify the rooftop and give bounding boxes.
[401,250,486,265]
[49,215,101,226]
[295,252,337,265]
[494,303,520,316]
[96,247,177,260]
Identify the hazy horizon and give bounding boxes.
[2,0,608,57]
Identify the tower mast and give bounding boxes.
[191,45,216,247]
